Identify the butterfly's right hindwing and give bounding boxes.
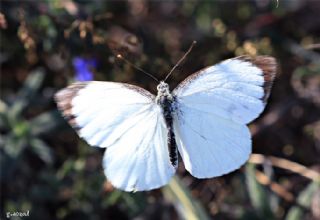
[55,81,175,191]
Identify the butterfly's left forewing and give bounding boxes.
[173,56,276,178]
[55,81,175,191]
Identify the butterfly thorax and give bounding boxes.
[156,81,178,168]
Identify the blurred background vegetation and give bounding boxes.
[1,0,320,219]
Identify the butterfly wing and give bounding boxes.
[172,56,276,178]
[55,81,175,191]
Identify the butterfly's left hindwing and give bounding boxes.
[173,56,276,178]
[55,81,175,191]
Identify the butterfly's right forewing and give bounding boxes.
[55,81,175,191]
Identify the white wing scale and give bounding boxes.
[173,103,252,178]
[173,56,276,178]
[55,55,276,190]
[55,81,175,191]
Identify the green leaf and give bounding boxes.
[29,138,54,164]
[245,164,275,219]
[12,119,29,138]
[285,181,320,220]
[56,159,76,180]
[18,68,45,99]
[0,99,7,109]
[3,133,27,158]
[8,68,45,120]
[162,176,210,220]
[29,110,64,136]
[103,190,123,206]
[121,192,146,215]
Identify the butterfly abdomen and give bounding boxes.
[158,95,178,167]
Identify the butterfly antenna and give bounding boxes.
[164,41,197,82]
[116,54,159,82]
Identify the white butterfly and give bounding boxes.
[55,55,276,192]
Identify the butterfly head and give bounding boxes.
[157,81,170,95]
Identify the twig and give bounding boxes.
[255,170,294,202]
[285,39,320,63]
[304,43,320,50]
[249,154,320,181]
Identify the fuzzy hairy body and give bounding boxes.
[156,82,178,167]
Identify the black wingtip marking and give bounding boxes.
[236,56,277,103]
[54,82,89,130]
